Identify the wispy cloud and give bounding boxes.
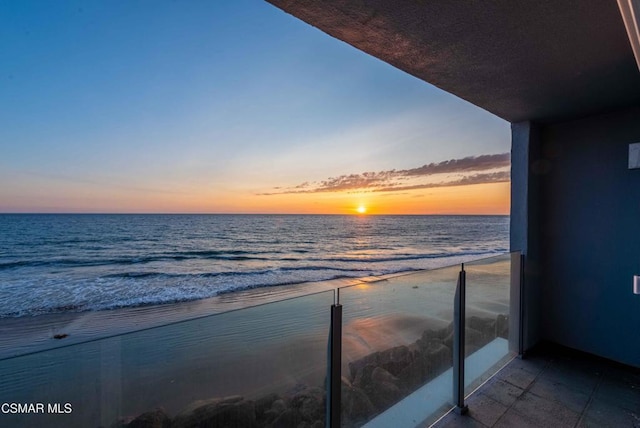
[259,153,510,195]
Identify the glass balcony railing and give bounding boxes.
[0,252,522,428]
[338,264,459,427]
[463,253,519,397]
[0,290,334,428]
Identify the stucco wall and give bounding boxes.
[511,121,543,352]
[536,106,640,367]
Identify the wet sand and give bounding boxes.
[0,275,389,360]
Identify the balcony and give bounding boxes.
[0,253,521,427]
[434,342,640,428]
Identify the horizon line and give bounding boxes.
[0,212,510,216]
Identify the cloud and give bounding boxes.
[259,153,510,195]
[371,170,511,192]
[400,153,510,176]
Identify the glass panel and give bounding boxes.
[338,266,459,427]
[463,253,518,396]
[0,290,334,428]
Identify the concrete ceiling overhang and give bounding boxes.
[267,0,640,123]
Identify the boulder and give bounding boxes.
[348,345,415,380]
[255,393,283,426]
[468,316,497,341]
[380,345,417,376]
[397,352,431,390]
[371,365,398,385]
[172,396,256,428]
[256,400,287,426]
[444,327,487,353]
[126,409,171,428]
[340,377,376,426]
[268,407,324,428]
[465,327,486,353]
[353,365,404,411]
[288,386,325,424]
[443,330,454,350]
[109,418,132,428]
[254,393,279,416]
[440,321,454,339]
[416,329,443,350]
[426,342,452,372]
[270,399,286,415]
[398,343,452,389]
[496,314,509,339]
[269,409,300,428]
[255,393,280,425]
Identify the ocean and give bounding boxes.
[0,214,508,319]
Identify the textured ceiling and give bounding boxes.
[267,0,640,123]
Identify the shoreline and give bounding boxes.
[0,252,498,360]
[0,274,391,361]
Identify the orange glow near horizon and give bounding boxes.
[375,182,510,215]
[193,181,510,215]
[5,181,510,215]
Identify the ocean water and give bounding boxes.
[0,214,509,318]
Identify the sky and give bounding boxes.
[0,1,511,215]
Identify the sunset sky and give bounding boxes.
[0,1,510,215]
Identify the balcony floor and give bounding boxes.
[432,342,640,428]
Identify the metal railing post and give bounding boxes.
[453,264,468,414]
[519,253,526,358]
[326,290,342,428]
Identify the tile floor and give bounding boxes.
[431,342,640,427]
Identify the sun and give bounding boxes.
[356,205,367,214]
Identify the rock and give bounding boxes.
[287,421,323,428]
[353,364,374,387]
[444,327,487,353]
[255,393,280,425]
[397,352,431,390]
[443,330,453,350]
[440,321,454,339]
[465,327,486,352]
[398,343,452,389]
[496,314,509,339]
[262,410,281,426]
[269,409,302,428]
[353,365,404,411]
[340,377,376,425]
[109,418,132,428]
[255,393,279,416]
[270,399,286,415]
[426,343,452,371]
[379,345,417,376]
[465,344,481,356]
[468,316,497,341]
[371,366,398,385]
[348,345,414,380]
[126,409,170,428]
[172,396,256,428]
[176,395,243,416]
[288,386,324,423]
[416,329,443,350]
[349,358,371,382]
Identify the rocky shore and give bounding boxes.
[109,314,507,428]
